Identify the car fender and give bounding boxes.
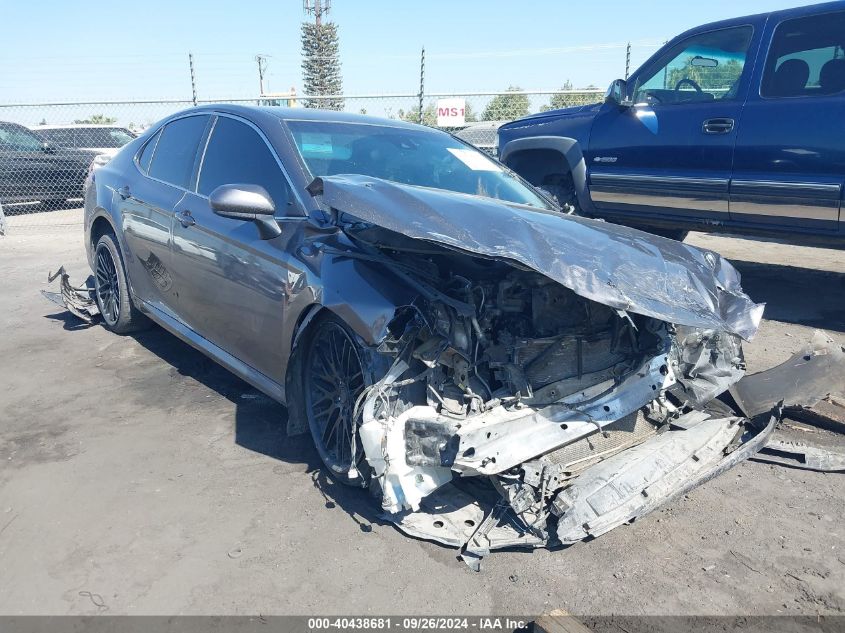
[499,136,594,214]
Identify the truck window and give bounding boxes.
[761,11,845,98]
[633,26,753,105]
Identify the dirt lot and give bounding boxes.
[1,218,844,616]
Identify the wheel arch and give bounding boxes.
[86,212,117,269]
[500,136,592,213]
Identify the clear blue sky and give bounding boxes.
[0,0,822,103]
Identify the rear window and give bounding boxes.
[147,115,208,189]
[761,11,845,97]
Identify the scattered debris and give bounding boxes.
[730,330,845,425]
[41,266,100,323]
[731,330,845,472]
[753,437,845,472]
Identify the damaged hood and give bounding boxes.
[316,174,764,340]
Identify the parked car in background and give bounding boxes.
[31,124,136,158]
[453,120,506,157]
[0,120,96,208]
[82,104,772,556]
[499,1,845,245]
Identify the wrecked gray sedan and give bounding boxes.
[82,106,771,565]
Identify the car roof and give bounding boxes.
[187,103,428,131]
[675,0,845,36]
[31,124,130,130]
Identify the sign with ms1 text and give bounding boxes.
[436,98,466,127]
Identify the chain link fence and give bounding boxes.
[0,89,603,232]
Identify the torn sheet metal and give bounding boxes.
[41,266,100,323]
[555,412,776,544]
[314,174,764,340]
[753,436,845,472]
[730,330,845,421]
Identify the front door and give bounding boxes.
[587,25,757,224]
[169,114,302,384]
[731,8,845,232]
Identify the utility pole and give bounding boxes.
[624,42,631,80]
[255,54,268,96]
[303,0,331,26]
[188,52,198,106]
[418,46,426,125]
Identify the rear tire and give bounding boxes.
[93,233,150,334]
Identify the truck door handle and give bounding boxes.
[175,209,196,228]
[702,118,735,134]
[117,185,131,200]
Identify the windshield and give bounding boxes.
[286,120,551,209]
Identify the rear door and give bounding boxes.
[169,114,302,383]
[587,24,757,224]
[731,8,845,232]
[118,114,209,317]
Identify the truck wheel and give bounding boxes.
[542,173,580,214]
[93,233,150,333]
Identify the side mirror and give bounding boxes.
[605,79,631,107]
[209,183,282,240]
[41,141,55,154]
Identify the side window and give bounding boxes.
[42,129,75,147]
[761,11,845,98]
[137,129,162,175]
[197,116,290,210]
[148,115,208,189]
[634,26,753,104]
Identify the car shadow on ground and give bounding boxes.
[730,260,845,331]
[128,325,386,529]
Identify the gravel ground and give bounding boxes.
[0,222,843,616]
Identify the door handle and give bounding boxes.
[117,185,131,200]
[702,118,735,134]
[175,209,196,228]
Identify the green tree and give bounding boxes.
[482,86,530,121]
[73,114,117,124]
[666,57,743,93]
[541,81,575,111]
[301,20,344,110]
[396,102,437,126]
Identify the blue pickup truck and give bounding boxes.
[498,1,845,244]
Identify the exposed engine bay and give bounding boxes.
[342,232,772,568]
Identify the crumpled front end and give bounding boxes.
[340,243,769,565]
[310,174,776,567]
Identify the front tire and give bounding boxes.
[299,314,369,487]
[542,172,581,214]
[93,233,149,333]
